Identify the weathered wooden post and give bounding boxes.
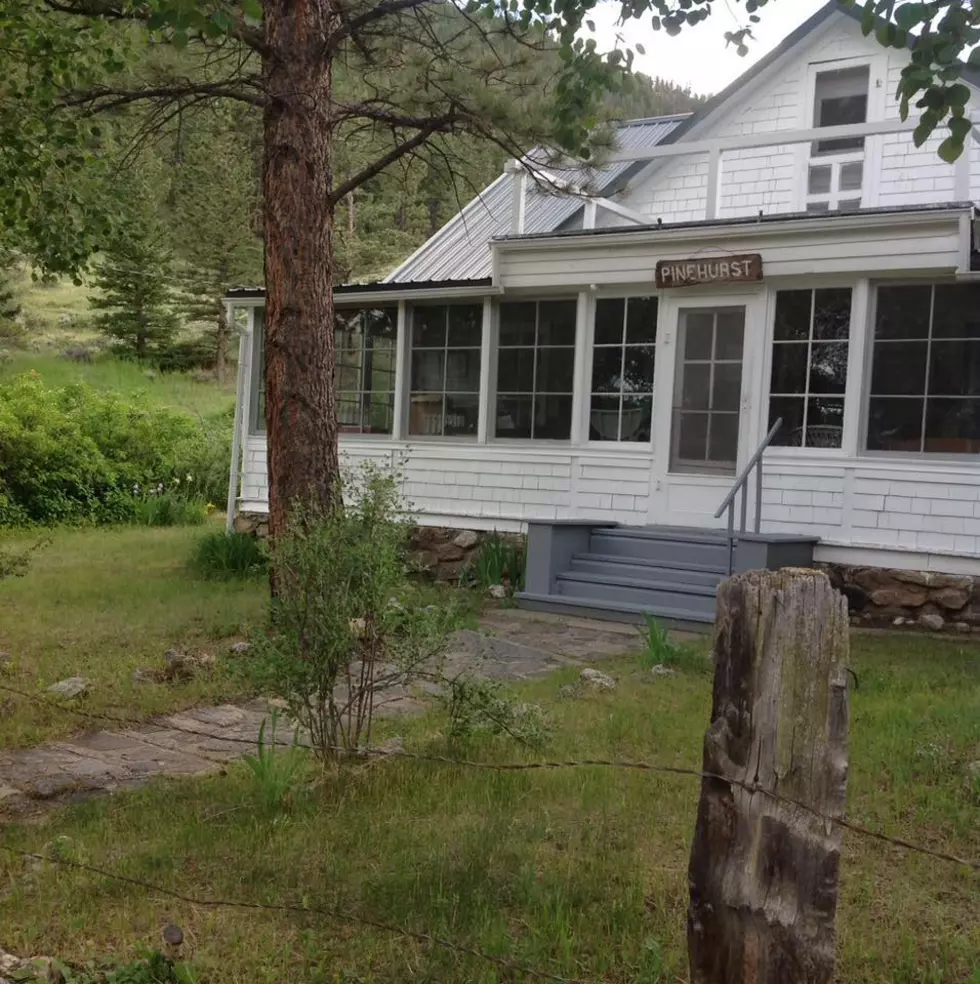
[687,568,850,984]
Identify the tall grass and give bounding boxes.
[190,531,268,580]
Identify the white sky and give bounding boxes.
[591,0,830,97]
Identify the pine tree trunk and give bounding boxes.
[214,305,229,383]
[262,0,340,541]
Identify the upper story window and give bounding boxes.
[336,307,397,434]
[495,300,576,440]
[867,284,980,454]
[807,65,869,214]
[408,304,482,437]
[590,296,657,443]
[768,288,852,449]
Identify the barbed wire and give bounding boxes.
[0,843,589,984]
[1,681,977,871]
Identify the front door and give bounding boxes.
[670,307,746,476]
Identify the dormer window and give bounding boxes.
[806,65,869,213]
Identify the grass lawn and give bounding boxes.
[0,352,237,418]
[0,525,267,748]
[0,625,977,982]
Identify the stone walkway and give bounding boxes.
[0,610,642,820]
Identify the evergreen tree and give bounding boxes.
[0,248,23,346]
[90,224,179,364]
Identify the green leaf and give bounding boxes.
[948,83,971,108]
[937,135,963,164]
[913,117,936,148]
[242,0,263,20]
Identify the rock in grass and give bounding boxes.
[557,684,579,700]
[580,668,616,691]
[453,530,480,550]
[650,664,675,678]
[487,584,507,600]
[46,677,89,700]
[228,641,251,655]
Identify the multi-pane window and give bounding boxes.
[806,65,869,214]
[590,296,657,443]
[495,300,576,440]
[409,304,482,437]
[867,284,980,454]
[768,288,852,448]
[336,307,397,434]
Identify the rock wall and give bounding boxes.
[233,513,517,584]
[822,563,980,633]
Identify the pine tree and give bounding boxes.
[0,248,22,345]
[90,228,180,364]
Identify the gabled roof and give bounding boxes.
[384,115,687,284]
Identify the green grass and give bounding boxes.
[0,352,236,417]
[0,631,976,983]
[0,525,267,748]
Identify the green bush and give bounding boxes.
[190,531,267,579]
[463,534,526,591]
[0,372,228,527]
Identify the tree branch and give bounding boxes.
[60,80,267,112]
[326,0,432,56]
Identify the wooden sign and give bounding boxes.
[655,253,763,289]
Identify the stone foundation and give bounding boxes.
[232,512,519,583]
[821,563,980,633]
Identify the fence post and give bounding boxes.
[687,568,850,984]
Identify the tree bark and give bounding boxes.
[687,568,850,984]
[214,304,229,383]
[262,0,340,541]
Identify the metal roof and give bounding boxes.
[385,115,687,284]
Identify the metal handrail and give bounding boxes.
[714,418,783,574]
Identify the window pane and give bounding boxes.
[594,298,625,345]
[534,395,572,439]
[806,202,831,213]
[413,306,445,346]
[497,347,534,393]
[684,315,714,359]
[537,300,577,345]
[866,397,924,452]
[808,164,832,195]
[715,313,744,359]
[535,346,574,392]
[928,340,980,397]
[495,395,532,439]
[924,399,980,453]
[621,395,653,442]
[446,349,480,392]
[591,347,623,394]
[447,305,482,346]
[770,343,808,395]
[499,302,536,346]
[840,161,864,191]
[806,397,844,447]
[708,413,739,463]
[625,296,658,344]
[870,341,928,395]
[713,363,742,411]
[408,394,445,436]
[932,284,980,339]
[813,288,852,340]
[365,392,394,434]
[681,363,711,409]
[837,198,862,213]
[338,396,364,431]
[774,291,812,341]
[622,345,655,393]
[769,397,805,447]
[444,394,479,436]
[364,307,397,338]
[677,412,708,461]
[411,349,445,390]
[875,286,931,339]
[809,342,849,394]
[590,395,621,441]
[337,363,362,392]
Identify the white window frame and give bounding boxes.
[860,279,980,459]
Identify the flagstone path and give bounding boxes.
[0,610,645,820]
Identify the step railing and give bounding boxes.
[714,418,783,575]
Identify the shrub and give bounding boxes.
[439,675,549,749]
[463,534,526,591]
[244,463,457,760]
[131,490,210,527]
[0,373,228,527]
[190,531,267,579]
[242,710,309,812]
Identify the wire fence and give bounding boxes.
[2,681,977,872]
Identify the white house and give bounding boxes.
[226,0,980,626]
